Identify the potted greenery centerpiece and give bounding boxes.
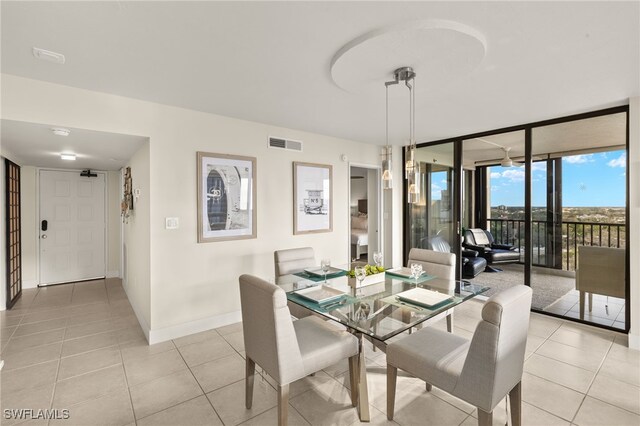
[347,264,385,288]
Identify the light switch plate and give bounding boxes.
[165,217,179,230]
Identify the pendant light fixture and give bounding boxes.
[384,67,420,203]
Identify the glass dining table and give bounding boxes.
[275,267,489,422]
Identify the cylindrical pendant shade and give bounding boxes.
[382,145,393,190]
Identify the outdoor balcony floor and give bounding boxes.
[466,263,625,331]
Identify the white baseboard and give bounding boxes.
[22,280,39,289]
[106,270,120,279]
[148,310,242,345]
[629,332,640,351]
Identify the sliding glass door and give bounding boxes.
[462,132,526,292]
[405,142,459,275]
[404,106,629,332]
[532,112,628,330]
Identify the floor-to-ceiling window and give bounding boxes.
[532,112,627,330]
[405,143,457,257]
[403,106,629,332]
[462,132,526,294]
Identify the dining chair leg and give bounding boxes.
[387,364,397,421]
[477,409,492,426]
[356,333,370,422]
[509,381,522,426]
[246,357,256,409]
[278,384,289,426]
[446,312,453,333]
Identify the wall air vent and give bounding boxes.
[268,136,303,152]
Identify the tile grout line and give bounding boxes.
[205,327,293,424]
[2,287,37,347]
[457,413,473,426]
[48,340,64,426]
[57,345,122,380]
[172,340,228,424]
[574,339,640,418]
[118,341,140,426]
[531,319,638,424]
[567,339,613,425]
[516,316,580,423]
[531,351,605,374]
[51,288,136,424]
[213,332,281,425]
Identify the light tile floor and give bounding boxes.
[1,279,638,426]
[544,289,626,330]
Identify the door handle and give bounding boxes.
[41,220,48,231]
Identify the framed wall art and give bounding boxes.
[293,162,332,235]
[196,152,257,243]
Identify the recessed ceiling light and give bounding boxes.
[51,128,71,137]
[33,47,66,64]
[60,153,76,161]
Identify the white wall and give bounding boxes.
[366,168,379,257]
[20,167,37,288]
[122,143,151,336]
[629,96,639,350]
[149,117,381,341]
[0,75,392,342]
[107,170,121,278]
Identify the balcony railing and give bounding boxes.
[486,218,626,271]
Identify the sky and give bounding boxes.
[489,150,626,207]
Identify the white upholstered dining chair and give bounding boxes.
[274,247,316,319]
[407,247,456,332]
[274,247,316,277]
[239,274,360,426]
[407,247,456,281]
[386,285,532,426]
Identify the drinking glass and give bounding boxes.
[373,252,383,267]
[354,266,367,297]
[410,263,423,285]
[321,259,331,283]
[354,265,366,286]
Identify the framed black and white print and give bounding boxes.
[293,162,332,235]
[197,152,257,243]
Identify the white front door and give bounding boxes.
[39,170,106,285]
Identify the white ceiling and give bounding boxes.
[1,2,638,145]
[420,111,627,167]
[1,120,147,170]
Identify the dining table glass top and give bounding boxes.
[275,267,489,342]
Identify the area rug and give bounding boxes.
[467,264,575,310]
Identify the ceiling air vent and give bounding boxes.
[268,136,303,152]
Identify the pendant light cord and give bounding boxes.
[412,77,416,148]
[386,85,389,148]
